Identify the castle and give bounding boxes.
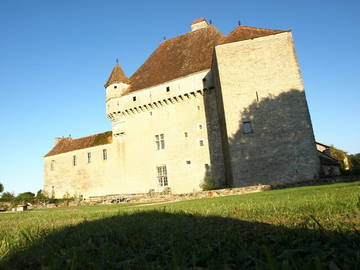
[44,18,320,198]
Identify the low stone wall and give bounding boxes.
[87,184,272,205]
[86,176,359,205]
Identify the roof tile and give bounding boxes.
[220,25,289,45]
[129,25,224,92]
[45,131,112,157]
[104,64,130,88]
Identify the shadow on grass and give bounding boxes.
[1,210,359,269]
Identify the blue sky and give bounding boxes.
[0,0,359,194]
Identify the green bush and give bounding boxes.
[200,175,216,191]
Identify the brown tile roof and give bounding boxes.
[106,24,287,93]
[45,131,112,157]
[104,64,130,88]
[192,17,206,24]
[129,25,225,92]
[220,25,289,45]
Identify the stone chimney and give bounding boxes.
[54,136,72,145]
[191,17,208,32]
[54,137,62,145]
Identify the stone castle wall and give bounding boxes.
[45,71,213,198]
[44,32,320,198]
[212,31,320,186]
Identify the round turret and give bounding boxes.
[104,62,130,101]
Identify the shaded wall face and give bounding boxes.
[214,32,319,186]
[203,86,226,188]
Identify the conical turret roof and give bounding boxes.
[104,63,130,88]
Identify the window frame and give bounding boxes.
[156,165,168,186]
[50,160,55,171]
[243,121,253,134]
[155,133,165,150]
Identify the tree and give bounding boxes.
[348,153,360,174]
[36,189,48,204]
[15,192,35,204]
[328,146,349,171]
[1,192,15,201]
[0,183,3,193]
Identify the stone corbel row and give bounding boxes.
[107,89,208,119]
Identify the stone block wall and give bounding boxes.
[213,32,320,186]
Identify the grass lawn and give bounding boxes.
[0,181,359,269]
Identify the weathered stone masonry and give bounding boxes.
[44,18,320,198]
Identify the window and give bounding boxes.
[133,96,136,101]
[184,132,188,138]
[166,86,170,92]
[157,165,168,186]
[114,85,117,89]
[198,124,203,130]
[197,105,201,110]
[186,160,191,165]
[87,152,91,163]
[50,160,55,171]
[155,134,165,150]
[199,140,204,146]
[103,149,107,160]
[243,121,253,134]
[73,155,76,166]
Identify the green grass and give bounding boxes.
[0,181,359,269]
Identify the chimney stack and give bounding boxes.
[191,17,208,32]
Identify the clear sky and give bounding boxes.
[0,0,359,195]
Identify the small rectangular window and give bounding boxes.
[199,140,204,146]
[243,121,253,134]
[73,155,76,166]
[155,134,165,150]
[197,106,201,110]
[103,149,107,160]
[184,132,188,137]
[87,152,91,163]
[157,165,168,186]
[166,86,170,92]
[133,96,136,101]
[50,160,55,171]
[199,124,203,130]
[186,160,191,165]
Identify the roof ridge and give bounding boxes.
[233,25,290,32]
[129,25,224,91]
[220,25,289,45]
[45,131,112,157]
[69,131,112,142]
